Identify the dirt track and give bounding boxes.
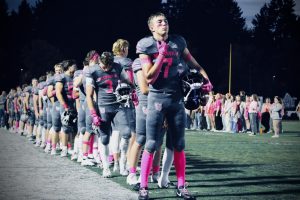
[0,128,138,200]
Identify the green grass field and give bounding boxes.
[87,121,300,199]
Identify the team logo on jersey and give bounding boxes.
[99,107,105,114]
[142,106,148,114]
[154,102,162,111]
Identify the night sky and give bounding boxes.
[6,0,300,28]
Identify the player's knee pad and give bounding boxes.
[100,135,110,145]
[145,139,157,154]
[79,127,86,135]
[39,119,44,126]
[52,125,61,133]
[47,123,52,130]
[174,138,185,152]
[120,126,131,140]
[62,126,73,134]
[136,134,146,146]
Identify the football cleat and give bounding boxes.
[102,168,112,178]
[176,186,196,199]
[150,172,160,183]
[138,187,149,200]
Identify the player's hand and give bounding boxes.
[157,41,168,56]
[90,109,101,126]
[201,79,213,92]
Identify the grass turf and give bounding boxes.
[83,121,300,199]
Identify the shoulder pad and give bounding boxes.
[114,57,133,70]
[74,70,83,78]
[136,36,157,55]
[54,73,65,83]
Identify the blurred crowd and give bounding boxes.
[185,91,298,138]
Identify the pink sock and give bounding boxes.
[52,143,56,150]
[129,167,137,174]
[140,151,154,188]
[67,143,72,150]
[16,121,19,129]
[152,165,160,174]
[174,150,186,188]
[88,135,94,154]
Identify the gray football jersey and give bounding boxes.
[136,34,187,95]
[85,63,128,106]
[54,73,74,101]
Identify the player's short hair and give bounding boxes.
[147,12,166,26]
[46,70,54,76]
[112,39,129,56]
[22,84,28,90]
[61,59,77,71]
[82,60,89,66]
[39,75,46,82]
[100,52,114,66]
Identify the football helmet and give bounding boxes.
[61,110,77,127]
[114,81,132,106]
[182,69,209,110]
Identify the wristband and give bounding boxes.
[90,109,97,116]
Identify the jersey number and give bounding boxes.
[163,58,173,78]
[105,80,113,93]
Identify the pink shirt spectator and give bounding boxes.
[249,101,258,113]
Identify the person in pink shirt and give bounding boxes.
[248,94,259,136]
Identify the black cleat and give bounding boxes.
[176,186,196,199]
[132,182,140,191]
[138,187,149,200]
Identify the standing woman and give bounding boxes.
[261,98,271,133]
[248,94,259,136]
[214,93,223,131]
[270,96,283,138]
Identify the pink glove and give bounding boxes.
[201,79,213,92]
[157,41,168,56]
[131,90,139,107]
[90,109,101,126]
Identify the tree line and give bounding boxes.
[0,0,299,98]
